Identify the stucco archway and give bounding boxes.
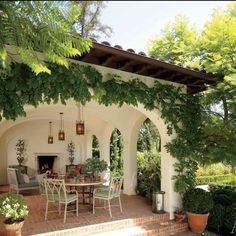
[0,99,180,218]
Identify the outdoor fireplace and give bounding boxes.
[37,155,57,174]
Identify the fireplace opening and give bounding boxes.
[37,156,57,173]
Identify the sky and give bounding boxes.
[100,1,231,53]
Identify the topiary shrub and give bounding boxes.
[207,204,225,231]
[224,203,236,232]
[183,188,213,214]
[206,187,236,234]
[212,189,235,206]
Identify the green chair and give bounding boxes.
[44,178,78,223]
[93,176,123,217]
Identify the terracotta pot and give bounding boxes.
[174,212,184,222]
[4,221,24,236]
[187,212,209,233]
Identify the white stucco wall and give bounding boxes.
[0,58,186,218]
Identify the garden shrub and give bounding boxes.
[182,188,213,214]
[196,174,236,185]
[224,203,236,232]
[196,164,232,176]
[136,149,161,199]
[207,204,225,231]
[209,184,236,192]
[207,187,236,234]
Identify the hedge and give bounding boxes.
[196,174,236,185]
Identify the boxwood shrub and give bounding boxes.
[207,187,236,234]
[183,188,213,214]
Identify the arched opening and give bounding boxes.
[136,118,161,199]
[92,135,100,158]
[110,128,124,177]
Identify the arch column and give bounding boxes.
[79,134,93,163]
[85,134,93,159]
[123,116,145,195]
[160,134,181,219]
[132,104,181,219]
[99,125,114,166]
[99,125,113,184]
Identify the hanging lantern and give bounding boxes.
[58,112,65,141]
[76,103,85,135]
[48,121,53,144]
[76,120,84,135]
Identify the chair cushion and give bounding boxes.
[23,174,30,183]
[48,193,77,203]
[94,190,109,198]
[15,169,24,185]
[94,189,120,198]
[19,180,39,188]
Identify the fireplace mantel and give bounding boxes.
[34,153,61,156]
[34,153,62,173]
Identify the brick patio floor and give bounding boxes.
[0,186,194,236]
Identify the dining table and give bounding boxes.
[65,179,103,205]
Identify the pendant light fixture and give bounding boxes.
[76,103,85,135]
[58,112,65,141]
[48,121,53,144]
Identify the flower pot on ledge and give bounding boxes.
[4,221,24,236]
[174,212,185,222]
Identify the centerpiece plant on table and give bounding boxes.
[85,157,108,181]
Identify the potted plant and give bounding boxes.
[0,193,28,236]
[183,188,213,233]
[15,139,26,166]
[67,141,75,165]
[85,157,108,181]
[174,207,185,222]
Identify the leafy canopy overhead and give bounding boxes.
[148,3,236,184]
[148,14,198,67]
[0,1,91,75]
[74,1,112,39]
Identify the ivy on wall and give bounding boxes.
[0,62,202,194]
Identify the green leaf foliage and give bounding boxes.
[0,1,91,74]
[183,188,213,214]
[110,129,123,177]
[148,3,236,191]
[136,149,161,198]
[207,187,236,233]
[0,61,204,194]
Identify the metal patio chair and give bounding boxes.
[93,176,123,217]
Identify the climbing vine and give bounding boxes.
[0,62,203,194]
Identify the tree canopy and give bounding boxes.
[148,3,236,169]
[0,1,91,75]
[73,1,112,39]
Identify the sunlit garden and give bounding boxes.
[0,1,235,236]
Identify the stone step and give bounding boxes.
[89,221,188,236]
[35,214,188,236]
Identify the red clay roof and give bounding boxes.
[74,40,218,94]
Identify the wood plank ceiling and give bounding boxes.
[74,40,218,94]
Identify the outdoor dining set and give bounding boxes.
[7,166,123,223]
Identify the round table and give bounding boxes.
[65,180,103,204]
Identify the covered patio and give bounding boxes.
[0,41,217,235]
